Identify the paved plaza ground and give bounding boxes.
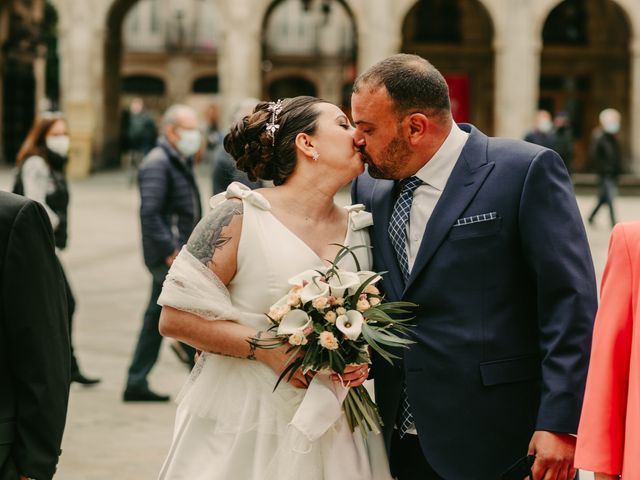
[1,164,636,479]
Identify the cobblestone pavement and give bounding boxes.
[2,165,636,480]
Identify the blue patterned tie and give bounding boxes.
[388,176,422,437]
[388,176,423,283]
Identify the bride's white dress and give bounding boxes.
[157,183,392,480]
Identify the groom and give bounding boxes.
[351,54,597,479]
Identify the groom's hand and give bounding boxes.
[528,431,576,480]
[331,364,369,388]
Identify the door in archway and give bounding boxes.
[262,0,357,110]
[1,0,59,164]
[401,0,495,134]
[268,76,317,99]
[540,0,631,172]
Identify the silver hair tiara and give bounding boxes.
[265,99,283,146]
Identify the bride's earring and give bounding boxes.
[312,151,320,162]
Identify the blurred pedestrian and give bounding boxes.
[121,97,158,184]
[575,222,640,479]
[554,111,574,173]
[123,104,202,402]
[203,102,224,157]
[12,113,101,386]
[211,98,262,195]
[524,110,558,151]
[0,191,70,480]
[587,108,622,228]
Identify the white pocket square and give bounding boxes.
[454,212,498,227]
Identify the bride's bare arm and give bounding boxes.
[159,306,307,387]
[158,199,308,388]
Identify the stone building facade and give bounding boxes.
[2,0,640,177]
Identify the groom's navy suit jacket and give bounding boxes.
[352,124,597,479]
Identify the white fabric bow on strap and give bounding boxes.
[345,204,374,231]
[209,181,271,211]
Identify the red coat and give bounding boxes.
[576,222,640,478]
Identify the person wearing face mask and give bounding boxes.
[524,110,559,152]
[587,108,623,228]
[12,113,101,387]
[123,104,203,402]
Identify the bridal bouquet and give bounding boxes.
[250,245,415,436]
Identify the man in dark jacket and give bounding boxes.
[123,104,202,402]
[587,108,623,228]
[0,192,70,480]
[523,110,558,151]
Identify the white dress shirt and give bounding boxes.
[406,123,469,272]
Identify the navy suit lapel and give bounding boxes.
[405,125,494,292]
[370,179,404,300]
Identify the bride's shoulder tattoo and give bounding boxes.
[187,200,243,266]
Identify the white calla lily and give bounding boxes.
[287,269,330,304]
[299,281,330,304]
[277,309,312,336]
[327,270,360,298]
[336,310,364,341]
[356,271,382,291]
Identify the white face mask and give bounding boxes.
[176,129,202,158]
[537,119,553,133]
[603,122,620,135]
[46,135,70,157]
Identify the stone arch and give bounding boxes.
[102,0,224,168]
[396,0,497,37]
[534,0,636,40]
[261,0,358,107]
[538,0,633,172]
[400,0,495,133]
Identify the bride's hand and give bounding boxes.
[257,344,308,389]
[332,363,369,388]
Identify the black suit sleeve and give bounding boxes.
[519,149,597,433]
[3,200,70,479]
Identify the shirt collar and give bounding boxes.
[414,123,469,191]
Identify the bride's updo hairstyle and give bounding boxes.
[224,96,325,185]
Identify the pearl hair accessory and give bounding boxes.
[265,99,283,146]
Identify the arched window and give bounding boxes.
[122,74,166,95]
[192,75,219,94]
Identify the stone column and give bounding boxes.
[630,40,640,173]
[493,4,540,139]
[166,56,194,103]
[57,1,98,177]
[218,0,262,127]
[356,0,399,73]
[33,49,46,113]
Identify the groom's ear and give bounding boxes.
[405,113,429,145]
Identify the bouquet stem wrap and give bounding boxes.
[290,372,349,442]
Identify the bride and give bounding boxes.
[156,96,392,479]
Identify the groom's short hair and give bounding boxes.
[353,54,451,121]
